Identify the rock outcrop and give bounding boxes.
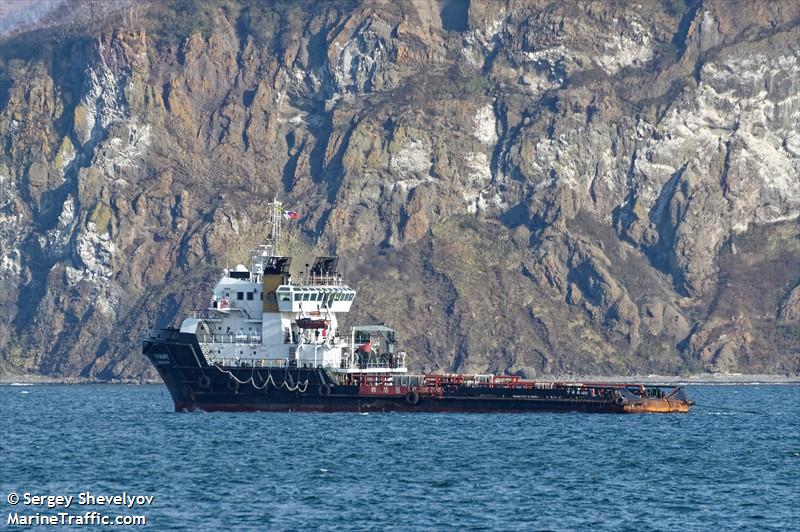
[0,0,798,380]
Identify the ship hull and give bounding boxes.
[143,329,689,414]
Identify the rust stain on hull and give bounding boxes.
[623,399,692,413]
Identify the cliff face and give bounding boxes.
[0,0,798,380]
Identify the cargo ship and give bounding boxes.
[143,200,691,414]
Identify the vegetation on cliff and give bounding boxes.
[0,0,798,379]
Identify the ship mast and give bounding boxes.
[267,197,282,257]
[250,198,283,277]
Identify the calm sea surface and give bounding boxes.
[1,384,798,530]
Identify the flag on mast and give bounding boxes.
[282,210,299,220]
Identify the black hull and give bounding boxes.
[143,329,630,414]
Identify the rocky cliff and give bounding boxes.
[0,0,798,380]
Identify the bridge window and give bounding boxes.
[237,292,244,300]
[247,292,254,300]
[294,293,302,301]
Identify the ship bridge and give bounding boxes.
[275,285,355,313]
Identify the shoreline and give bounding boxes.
[1,373,798,385]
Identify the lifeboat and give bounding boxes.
[296,318,328,329]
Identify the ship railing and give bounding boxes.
[199,305,254,320]
[362,361,406,369]
[294,337,345,347]
[340,362,408,370]
[212,358,293,369]
[197,334,262,344]
[339,353,406,370]
[192,309,223,320]
[297,273,342,286]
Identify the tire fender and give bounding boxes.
[405,390,419,406]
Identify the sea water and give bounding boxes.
[1,384,798,530]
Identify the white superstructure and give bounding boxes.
[178,200,407,374]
